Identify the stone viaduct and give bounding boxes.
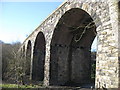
[19,0,120,89]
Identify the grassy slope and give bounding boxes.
[0,84,42,88]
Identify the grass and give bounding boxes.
[0,84,41,88]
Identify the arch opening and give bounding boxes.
[26,40,32,76]
[50,8,97,87]
[32,32,46,81]
[23,45,25,57]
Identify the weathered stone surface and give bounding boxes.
[19,0,120,89]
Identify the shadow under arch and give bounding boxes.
[26,40,32,76]
[32,32,46,81]
[50,8,97,87]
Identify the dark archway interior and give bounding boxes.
[22,46,25,57]
[32,32,46,81]
[50,8,96,87]
[26,40,32,76]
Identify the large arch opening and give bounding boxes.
[32,32,46,81]
[26,40,32,76]
[50,8,97,87]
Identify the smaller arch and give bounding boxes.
[25,40,32,76]
[32,32,46,81]
[22,45,25,57]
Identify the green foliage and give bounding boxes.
[0,84,18,88]
[0,84,40,88]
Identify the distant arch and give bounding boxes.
[22,45,25,57]
[26,40,32,76]
[32,32,46,81]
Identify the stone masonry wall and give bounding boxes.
[19,0,120,88]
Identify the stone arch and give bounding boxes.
[32,32,46,81]
[22,45,25,57]
[26,40,32,76]
[50,8,97,87]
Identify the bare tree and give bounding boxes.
[2,41,21,84]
